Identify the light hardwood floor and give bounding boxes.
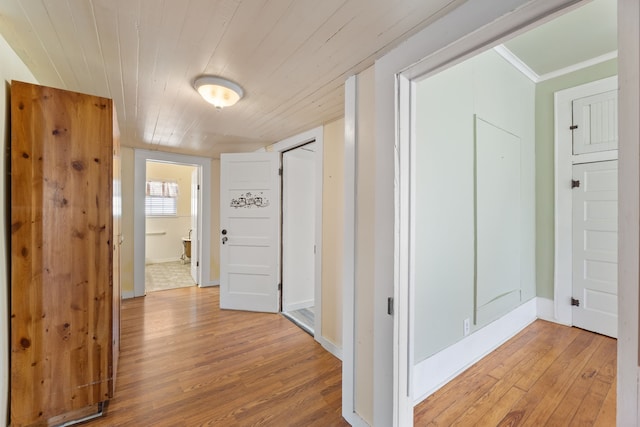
[414,320,616,426]
[88,286,347,427]
[87,288,615,427]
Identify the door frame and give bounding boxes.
[266,127,326,349]
[553,76,618,326]
[383,0,599,425]
[133,149,212,297]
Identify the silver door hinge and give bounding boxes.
[387,297,394,315]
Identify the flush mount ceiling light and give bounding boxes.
[193,75,244,109]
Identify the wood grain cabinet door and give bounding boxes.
[10,81,115,427]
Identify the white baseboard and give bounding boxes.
[199,280,219,288]
[536,297,557,323]
[145,257,181,264]
[122,290,135,299]
[342,411,370,427]
[284,299,314,312]
[413,298,537,405]
[316,335,342,361]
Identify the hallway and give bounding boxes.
[90,287,346,426]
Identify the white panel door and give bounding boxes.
[572,160,618,338]
[190,167,199,284]
[572,90,618,155]
[220,152,281,312]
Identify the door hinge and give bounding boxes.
[387,297,394,315]
[571,297,580,307]
[278,167,283,176]
[571,179,580,189]
[197,184,200,190]
[278,283,282,291]
[570,124,578,130]
[196,261,199,267]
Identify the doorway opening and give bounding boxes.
[144,160,199,293]
[281,141,318,334]
[133,149,212,298]
[394,0,617,422]
[218,127,324,341]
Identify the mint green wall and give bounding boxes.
[534,59,617,299]
[414,49,536,362]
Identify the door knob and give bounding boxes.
[222,236,228,245]
[221,229,227,235]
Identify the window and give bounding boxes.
[145,180,179,216]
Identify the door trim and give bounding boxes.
[553,76,617,326]
[267,126,327,352]
[133,150,212,297]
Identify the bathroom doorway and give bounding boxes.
[133,149,212,298]
[144,160,199,293]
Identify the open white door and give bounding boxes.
[220,152,281,312]
[190,167,199,285]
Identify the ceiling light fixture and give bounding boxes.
[193,75,244,109]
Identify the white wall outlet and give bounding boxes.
[463,318,470,336]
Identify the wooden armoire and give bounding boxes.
[10,81,121,426]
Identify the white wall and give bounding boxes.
[120,147,135,296]
[210,159,221,283]
[355,66,376,424]
[414,49,536,362]
[145,162,196,263]
[0,33,38,426]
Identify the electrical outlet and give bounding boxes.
[463,318,470,336]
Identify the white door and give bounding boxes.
[282,145,316,312]
[572,89,618,155]
[190,167,199,284]
[220,152,281,312]
[572,160,618,338]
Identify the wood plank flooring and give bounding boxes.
[87,286,348,427]
[414,320,616,426]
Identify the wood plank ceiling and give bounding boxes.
[0,0,464,157]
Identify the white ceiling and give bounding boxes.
[503,0,617,79]
[0,0,464,157]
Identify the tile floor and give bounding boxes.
[145,261,195,293]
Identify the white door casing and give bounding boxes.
[572,160,618,338]
[219,152,281,313]
[190,167,199,284]
[554,76,618,326]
